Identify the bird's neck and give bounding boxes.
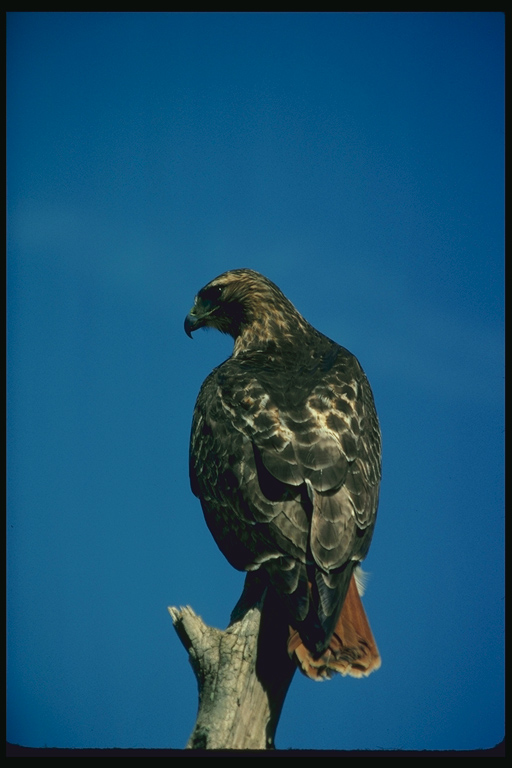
[232,311,316,358]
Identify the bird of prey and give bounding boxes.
[185,268,381,680]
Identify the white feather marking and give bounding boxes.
[353,564,370,596]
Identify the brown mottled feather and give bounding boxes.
[186,269,381,678]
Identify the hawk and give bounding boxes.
[185,269,381,680]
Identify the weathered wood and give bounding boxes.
[169,576,296,749]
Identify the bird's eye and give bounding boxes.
[200,285,223,305]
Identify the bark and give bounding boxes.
[169,575,296,750]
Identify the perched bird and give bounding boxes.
[185,268,381,680]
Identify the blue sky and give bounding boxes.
[7,12,504,752]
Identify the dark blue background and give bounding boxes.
[7,12,504,751]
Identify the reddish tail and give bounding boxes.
[288,573,381,681]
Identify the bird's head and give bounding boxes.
[184,268,297,342]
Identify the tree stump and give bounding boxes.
[169,575,296,749]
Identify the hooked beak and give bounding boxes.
[184,301,210,337]
[184,310,199,338]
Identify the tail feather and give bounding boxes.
[288,573,381,681]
